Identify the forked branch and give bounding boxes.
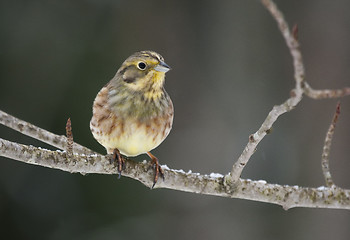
[228,0,350,183]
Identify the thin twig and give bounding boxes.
[304,82,350,99]
[0,110,95,155]
[65,118,74,156]
[292,24,298,40]
[321,102,341,187]
[261,0,305,85]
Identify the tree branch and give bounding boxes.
[0,110,95,155]
[1,137,350,210]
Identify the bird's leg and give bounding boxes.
[147,152,164,188]
[112,148,125,179]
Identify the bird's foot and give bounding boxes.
[147,152,164,188]
[111,148,125,178]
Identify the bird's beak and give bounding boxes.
[154,61,171,73]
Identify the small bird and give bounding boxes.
[90,51,173,186]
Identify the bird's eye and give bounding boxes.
[137,61,147,70]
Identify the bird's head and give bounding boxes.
[115,50,171,95]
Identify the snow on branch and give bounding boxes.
[1,0,350,210]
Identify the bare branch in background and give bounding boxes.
[227,0,350,183]
[229,0,305,182]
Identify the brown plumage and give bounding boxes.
[90,51,173,186]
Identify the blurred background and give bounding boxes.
[1,0,350,239]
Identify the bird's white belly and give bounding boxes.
[98,121,168,156]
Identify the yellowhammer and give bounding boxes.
[90,51,173,186]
